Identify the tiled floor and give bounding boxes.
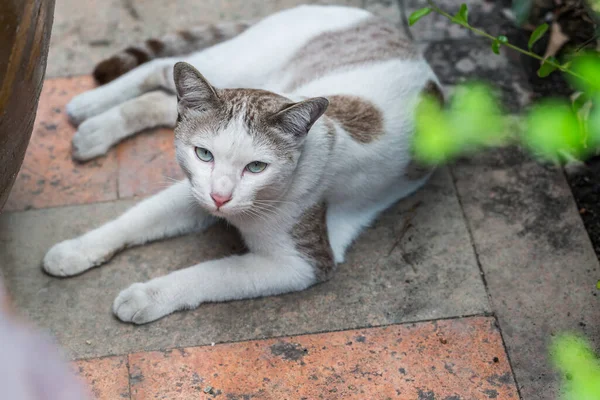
[74,317,519,400]
[3,1,600,399]
[4,76,517,399]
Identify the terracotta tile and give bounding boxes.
[116,128,184,199]
[5,77,118,211]
[74,356,130,400]
[129,317,519,400]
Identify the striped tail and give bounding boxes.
[93,21,252,84]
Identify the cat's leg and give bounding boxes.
[326,204,382,264]
[66,57,178,125]
[71,90,177,161]
[113,253,316,324]
[43,180,216,277]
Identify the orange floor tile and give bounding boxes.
[6,76,182,211]
[126,317,518,400]
[75,356,130,399]
[117,128,183,198]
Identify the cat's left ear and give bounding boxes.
[173,62,220,112]
[273,97,329,137]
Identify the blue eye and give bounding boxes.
[246,161,268,173]
[195,147,213,162]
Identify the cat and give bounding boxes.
[42,5,443,324]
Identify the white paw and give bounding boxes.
[113,283,173,324]
[66,91,106,126]
[43,239,98,277]
[71,115,121,161]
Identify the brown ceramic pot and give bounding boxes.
[0,0,55,212]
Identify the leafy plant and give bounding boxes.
[409,3,600,398]
[410,1,600,166]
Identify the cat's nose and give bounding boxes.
[210,193,232,208]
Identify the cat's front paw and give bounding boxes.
[113,283,173,324]
[43,239,97,277]
[71,116,117,161]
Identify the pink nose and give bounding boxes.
[210,193,232,208]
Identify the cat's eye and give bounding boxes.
[246,161,268,173]
[195,147,213,162]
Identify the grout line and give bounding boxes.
[447,165,493,305]
[493,314,525,400]
[448,165,524,400]
[71,312,494,362]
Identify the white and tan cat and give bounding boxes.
[43,5,443,324]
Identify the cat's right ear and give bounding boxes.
[173,62,220,111]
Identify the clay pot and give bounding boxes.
[0,0,56,212]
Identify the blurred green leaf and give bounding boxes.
[528,23,549,50]
[449,83,504,146]
[408,7,432,26]
[524,100,588,161]
[572,93,590,114]
[596,280,600,290]
[588,96,600,146]
[569,53,600,94]
[413,96,457,164]
[498,35,508,44]
[551,334,600,400]
[538,57,558,77]
[452,4,469,25]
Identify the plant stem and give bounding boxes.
[425,0,589,82]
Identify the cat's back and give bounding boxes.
[276,15,422,93]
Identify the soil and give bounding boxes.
[566,159,600,256]
[509,0,600,257]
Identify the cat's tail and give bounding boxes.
[92,21,253,84]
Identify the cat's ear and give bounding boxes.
[173,62,220,111]
[273,97,329,137]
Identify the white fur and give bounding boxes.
[46,5,439,324]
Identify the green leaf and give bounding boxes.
[408,7,432,26]
[413,97,457,164]
[528,23,549,50]
[452,4,469,25]
[449,83,504,147]
[524,100,587,161]
[568,53,600,94]
[491,40,500,54]
[572,93,590,114]
[538,57,558,77]
[492,36,508,54]
[597,280,600,290]
[551,334,600,400]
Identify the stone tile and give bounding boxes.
[451,148,600,399]
[129,317,518,399]
[47,0,363,79]
[0,167,488,359]
[74,356,130,400]
[117,128,184,199]
[4,77,118,211]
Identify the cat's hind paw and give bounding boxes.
[66,91,105,126]
[113,283,172,324]
[43,239,97,277]
[71,116,117,161]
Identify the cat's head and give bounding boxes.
[173,62,329,218]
